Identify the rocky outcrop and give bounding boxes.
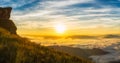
[0,7,12,19]
[0,7,17,34]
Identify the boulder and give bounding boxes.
[0,7,12,19]
[0,7,17,34]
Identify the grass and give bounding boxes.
[0,27,94,63]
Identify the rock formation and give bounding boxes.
[0,7,12,19]
[0,7,17,34]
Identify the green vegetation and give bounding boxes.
[0,27,94,63]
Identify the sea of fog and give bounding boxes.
[23,35,120,63]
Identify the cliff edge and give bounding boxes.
[0,7,17,34]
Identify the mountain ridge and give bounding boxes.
[0,7,94,63]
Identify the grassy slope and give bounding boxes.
[49,46,108,60]
[0,28,94,63]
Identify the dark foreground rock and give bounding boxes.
[109,60,120,63]
[0,7,12,19]
[0,7,17,34]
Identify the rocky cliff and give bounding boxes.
[0,7,17,34]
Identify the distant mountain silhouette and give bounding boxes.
[0,7,17,34]
[103,34,120,38]
[49,46,108,60]
[67,35,97,39]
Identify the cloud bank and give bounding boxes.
[0,0,120,34]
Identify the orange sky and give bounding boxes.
[17,26,120,36]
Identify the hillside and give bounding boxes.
[0,28,94,63]
[49,46,108,60]
[0,7,94,63]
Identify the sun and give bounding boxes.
[54,24,66,34]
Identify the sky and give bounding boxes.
[0,0,120,36]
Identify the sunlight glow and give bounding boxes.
[54,24,66,34]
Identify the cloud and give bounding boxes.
[40,0,94,9]
[1,0,119,32]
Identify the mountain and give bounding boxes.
[0,7,17,34]
[0,7,94,63]
[0,27,94,63]
[103,34,120,38]
[49,46,108,60]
